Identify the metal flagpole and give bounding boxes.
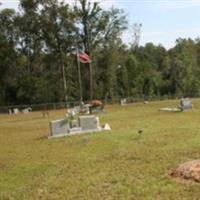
[77,48,83,102]
[60,46,68,105]
[62,61,67,103]
[89,62,93,100]
[86,23,93,101]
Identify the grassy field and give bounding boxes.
[1,99,200,200]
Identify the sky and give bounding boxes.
[1,0,200,49]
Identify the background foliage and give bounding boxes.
[1,0,200,105]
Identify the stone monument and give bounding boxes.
[49,119,70,137]
[49,115,110,139]
[180,97,192,111]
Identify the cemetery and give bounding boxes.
[1,0,200,199]
[2,99,200,199]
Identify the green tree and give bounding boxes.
[0,8,18,105]
[74,0,127,100]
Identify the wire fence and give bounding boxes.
[0,101,76,114]
[0,95,182,114]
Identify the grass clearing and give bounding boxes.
[1,99,200,199]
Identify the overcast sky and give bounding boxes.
[1,0,200,49]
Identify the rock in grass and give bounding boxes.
[170,160,200,183]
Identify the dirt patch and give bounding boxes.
[170,160,200,183]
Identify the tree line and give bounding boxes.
[1,0,200,106]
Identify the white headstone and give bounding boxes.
[121,98,127,106]
[13,108,19,114]
[22,107,32,114]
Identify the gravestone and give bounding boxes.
[79,115,101,131]
[9,109,12,115]
[50,119,70,136]
[13,108,19,114]
[120,98,127,106]
[180,98,192,111]
[49,115,110,138]
[22,107,32,114]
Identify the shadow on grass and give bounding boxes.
[34,135,48,141]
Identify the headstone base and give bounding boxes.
[48,127,102,139]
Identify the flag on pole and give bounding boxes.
[77,51,92,63]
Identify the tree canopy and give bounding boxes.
[0,0,200,106]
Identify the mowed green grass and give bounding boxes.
[1,100,200,200]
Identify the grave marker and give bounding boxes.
[13,108,19,114]
[22,107,32,114]
[79,115,101,131]
[9,109,12,115]
[49,114,110,138]
[50,119,70,136]
[180,98,192,111]
[120,98,127,106]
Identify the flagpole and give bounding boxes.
[89,62,93,100]
[60,46,67,105]
[77,48,83,102]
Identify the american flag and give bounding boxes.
[77,51,92,63]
